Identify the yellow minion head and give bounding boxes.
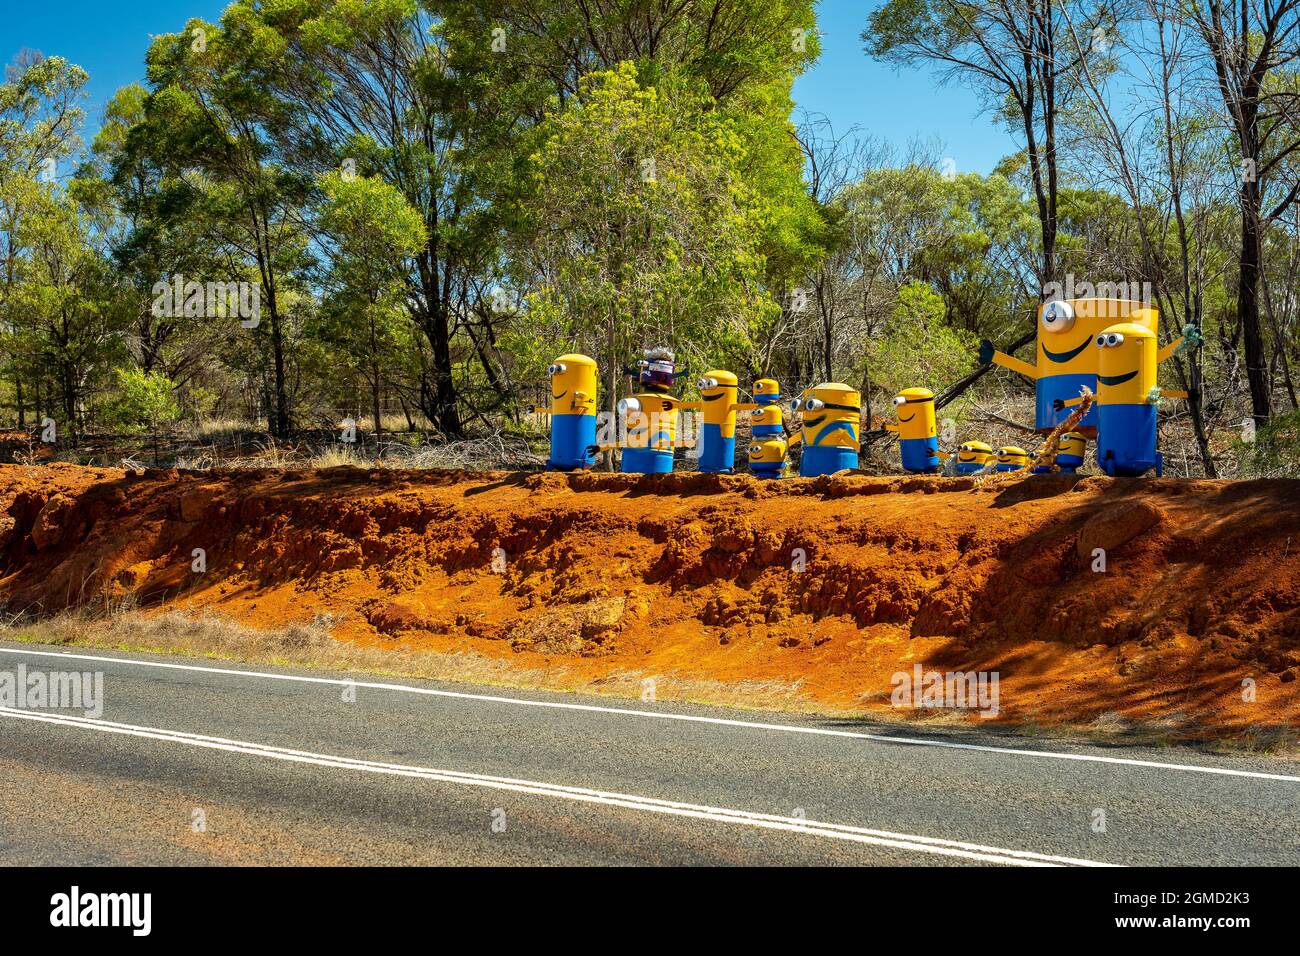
[548,354,598,416]
[1094,323,1157,405]
[748,438,787,466]
[1037,299,1159,377]
[753,378,781,402]
[891,387,938,441]
[956,440,993,466]
[797,383,861,449]
[995,446,1030,467]
[1058,432,1087,458]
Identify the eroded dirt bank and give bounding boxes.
[2,462,1298,733]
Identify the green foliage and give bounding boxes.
[514,64,779,393]
[867,280,979,397]
[105,367,182,435]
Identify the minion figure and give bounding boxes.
[688,370,748,474]
[1055,432,1087,473]
[979,298,1183,435]
[883,387,940,474]
[1059,324,1188,477]
[994,446,1031,472]
[788,382,861,477]
[530,354,598,470]
[616,392,686,474]
[953,441,993,476]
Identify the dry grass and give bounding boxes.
[2,606,1296,756]
[0,606,813,714]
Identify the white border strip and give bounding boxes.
[3,646,1296,784]
[0,706,1113,867]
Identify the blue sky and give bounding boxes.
[6,0,1011,174]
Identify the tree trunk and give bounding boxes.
[1238,200,1271,424]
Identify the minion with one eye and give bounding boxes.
[787,383,861,477]
[954,441,993,476]
[1056,324,1189,477]
[994,446,1031,472]
[883,387,941,474]
[614,392,688,474]
[979,298,1183,435]
[745,378,786,478]
[530,354,598,470]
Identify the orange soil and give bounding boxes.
[2,462,1298,732]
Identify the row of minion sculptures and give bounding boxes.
[531,297,1200,479]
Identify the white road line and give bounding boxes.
[4,645,1297,784]
[0,706,1112,867]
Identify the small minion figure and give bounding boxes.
[954,440,993,476]
[1055,432,1087,473]
[994,446,1031,472]
[883,387,940,474]
[747,434,788,478]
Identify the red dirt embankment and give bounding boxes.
[1,462,1298,731]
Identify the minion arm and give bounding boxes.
[1159,388,1189,399]
[1156,337,1184,364]
[1053,396,1085,410]
[991,351,1038,379]
[883,423,900,434]
[787,432,803,449]
[980,338,1038,380]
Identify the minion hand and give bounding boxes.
[978,339,995,366]
[1146,386,1164,405]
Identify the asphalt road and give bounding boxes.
[1,640,1296,866]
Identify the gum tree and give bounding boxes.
[314,170,427,451]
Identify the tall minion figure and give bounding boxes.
[1058,323,1188,477]
[994,446,1031,472]
[530,354,598,471]
[686,370,749,474]
[979,298,1182,435]
[883,387,940,474]
[954,441,993,475]
[746,378,787,478]
[788,383,860,477]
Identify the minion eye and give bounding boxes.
[892,395,907,407]
[698,377,717,389]
[1041,300,1075,332]
[805,398,825,411]
[748,444,761,454]
[1095,334,1107,348]
[548,363,566,375]
[1107,333,1124,347]
[617,397,641,416]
